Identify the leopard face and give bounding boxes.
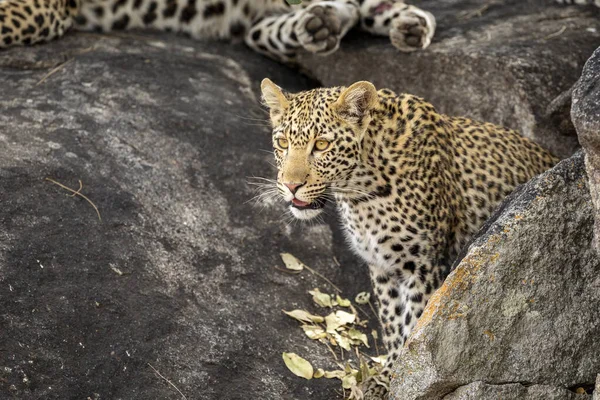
[261,78,378,220]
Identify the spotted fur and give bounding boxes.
[260,79,558,399]
[0,0,438,61]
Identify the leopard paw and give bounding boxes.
[390,9,435,52]
[295,5,343,55]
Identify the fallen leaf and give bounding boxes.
[325,310,356,333]
[301,325,327,340]
[323,370,346,379]
[355,292,371,304]
[313,368,325,378]
[283,309,325,323]
[331,331,351,351]
[309,288,333,308]
[336,295,351,307]
[342,374,358,389]
[280,253,305,271]
[282,353,313,380]
[370,355,387,365]
[347,328,369,348]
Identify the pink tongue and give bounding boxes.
[373,2,393,14]
[292,198,309,207]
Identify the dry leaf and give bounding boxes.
[313,368,325,378]
[336,295,351,307]
[282,353,313,380]
[331,331,351,351]
[323,370,346,379]
[309,288,333,308]
[301,325,327,340]
[347,328,369,348]
[342,374,358,389]
[355,292,371,304]
[325,310,356,333]
[283,309,325,323]
[370,355,387,365]
[280,253,305,271]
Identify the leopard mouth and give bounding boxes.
[290,197,326,210]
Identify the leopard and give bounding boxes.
[0,0,596,64]
[0,0,437,62]
[259,78,558,399]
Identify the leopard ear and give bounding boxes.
[334,81,378,122]
[261,78,289,123]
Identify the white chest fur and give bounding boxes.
[337,200,397,268]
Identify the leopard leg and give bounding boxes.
[361,259,439,400]
[358,0,435,52]
[0,0,79,48]
[555,0,600,6]
[245,0,359,63]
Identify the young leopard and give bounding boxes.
[0,0,436,61]
[260,79,558,399]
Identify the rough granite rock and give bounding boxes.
[0,33,373,400]
[572,46,600,252]
[442,381,589,400]
[594,375,600,400]
[390,152,600,400]
[299,0,600,158]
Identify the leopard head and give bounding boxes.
[261,78,378,220]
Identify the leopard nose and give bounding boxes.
[284,182,304,194]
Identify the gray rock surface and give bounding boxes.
[0,33,372,400]
[299,0,600,158]
[442,381,589,400]
[390,152,600,399]
[572,46,600,252]
[594,374,600,400]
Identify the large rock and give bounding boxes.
[0,33,372,399]
[572,46,600,252]
[390,152,600,399]
[299,0,600,158]
[443,381,588,400]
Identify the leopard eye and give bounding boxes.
[314,140,330,152]
[276,138,289,149]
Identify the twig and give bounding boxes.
[35,59,74,87]
[371,333,380,358]
[458,1,498,20]
[367,300,380,325]
[302,263,342,293]
[45,178,102,221]
[69,180,83,197]
[332,256,341,267]
[543,25,567,40]
[324,341,339,361]
[147,363,188,400]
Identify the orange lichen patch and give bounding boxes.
[514,214,524,220]
[411,247,492,334]
[447,312,466,320]
[483,330,495,341]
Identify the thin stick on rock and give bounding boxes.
[544,25,567,40]
[302,263,342,294]
[45,178,102,221]
[35,59,74,87]
[147,363,188,400]
[69,180,83,197]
